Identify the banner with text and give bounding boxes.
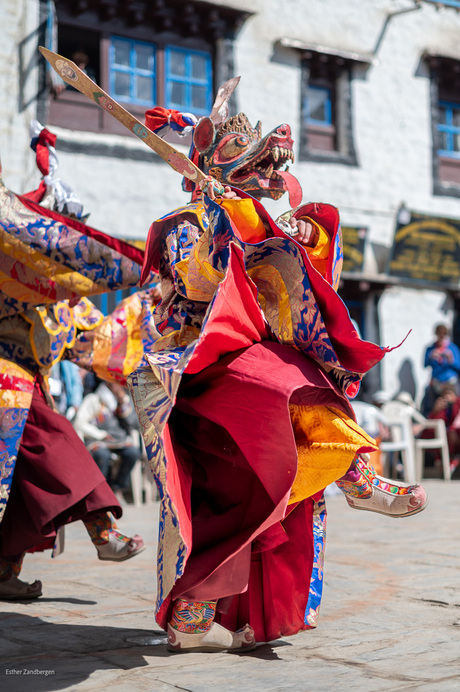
[341,226,366,274]
[388,211,460,286]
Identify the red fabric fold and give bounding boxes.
[21,180,47,204]
[35,128,57,176]
[155,340,353,640]
[219,499,315,642]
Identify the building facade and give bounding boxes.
[2,0,460,402]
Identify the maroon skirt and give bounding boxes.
[156,340,355,642]
[0,387,121,556]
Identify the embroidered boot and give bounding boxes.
[336,453,428,517]
[83,512,145,562]
[167,598,256,653]
[0,553,42,600]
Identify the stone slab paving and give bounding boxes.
[1,479,459,691]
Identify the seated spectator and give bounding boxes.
[49,360,84,419]
[428,384,460,469]
[73,382,141,504]
[423,324,460,415]
[82,371,101,398]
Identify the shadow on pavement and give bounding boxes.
[247,640,291,661]
[35,598,98,605]
[0,613,293,690]
[0,613,162,691]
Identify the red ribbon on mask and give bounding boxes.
[32,128,57,176]
[145,107,196,134]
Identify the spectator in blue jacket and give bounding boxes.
[423,324,460,415]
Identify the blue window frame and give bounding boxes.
[304,85,332,126]
[109,36,155,106]
[165,46,213,116]
[423,0,460,8]
[438,100,460,158]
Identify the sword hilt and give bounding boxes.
[197,176,226,198]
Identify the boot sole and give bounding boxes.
[98,545,146,562]
[347,498,429,518]
[0,590,42,601]
[166,641,257,654]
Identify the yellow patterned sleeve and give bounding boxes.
[300,218,331,277]
[220,198,267,243]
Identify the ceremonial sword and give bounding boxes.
[38,46,217,191]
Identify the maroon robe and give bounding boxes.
[0,386,121,557]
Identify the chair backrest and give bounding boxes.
[380,401,413,423]
[379,402,417,481]
[380,402,415,446]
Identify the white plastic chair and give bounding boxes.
[380,401,451,483]
[379,402,417,483]
[414,419,450,482]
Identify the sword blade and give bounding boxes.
[39,46,206,185]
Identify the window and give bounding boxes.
[110,37,156,107]
[427,54,460,194]
[165,47,213,115]
[302,79,336,153]
[299,49,361,165]
[106,39,212,114]
[438,101,460,159]
[46,0,249,138]
[304,85,333,126]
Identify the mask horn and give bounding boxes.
[209,76,241,128]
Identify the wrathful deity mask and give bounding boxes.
[145,77,303,208]
[195,112,301,205]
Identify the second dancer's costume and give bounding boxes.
[127,100,427,651]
